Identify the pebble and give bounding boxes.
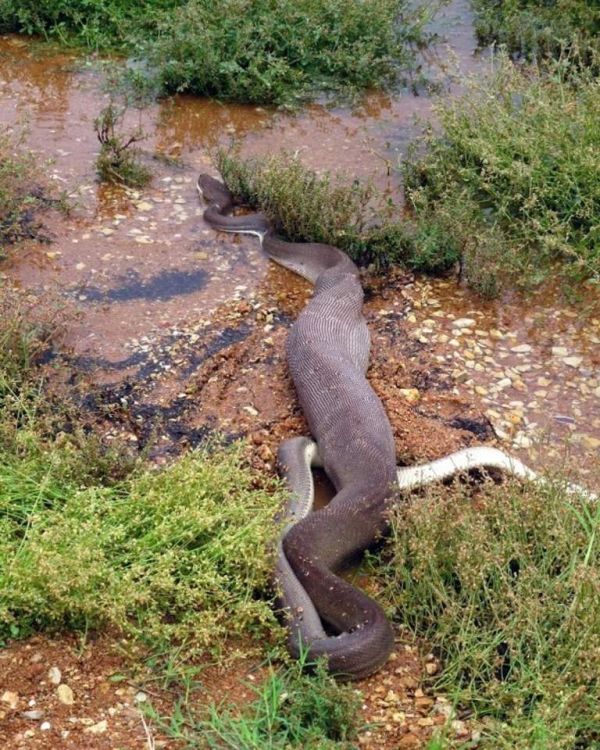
[22,710,43,720]
[57,684,74,705]
[48,666,62,685]
[1,691,19,709]
[453,318,475,328]
[563,356,583,368]
[85,720,108,734]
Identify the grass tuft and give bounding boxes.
[149,655,362,749]
[376,473,600,748]
[215,148,411,269]
[0,126,47,257]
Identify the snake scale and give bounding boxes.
[197,173,593,680]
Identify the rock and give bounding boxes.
[85,720,108,734]
[57,684,74,705]
[1,691,19,709]
[134,692,147,704]
[551,346,568,356]
[40,722,52,731]
[510,344,532,353]
[453,318,475,329]
[48,667,62,685]
[399,388,420,403]
[563,356,583,368]
[22,710,43,720]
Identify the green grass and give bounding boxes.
[403,57,600,296]
[148,655,362,749]
[0,290,285,658]
[0,0,436,105]
[375,474,600,748]
[472,0,600,66]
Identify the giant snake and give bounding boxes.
[197,173,593,680]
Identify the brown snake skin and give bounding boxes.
[198,174,397,678]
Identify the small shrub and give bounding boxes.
[472,0,600,66]
[150,656,362,749]
[145,0,432,105]
[94,103,151,188]
[376,474,600,748]
[216,148,411,268]
[0,291,283,656]
[403,57,600,295]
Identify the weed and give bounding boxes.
[0,290,285,658]
[94,102,151,188]
[375,472,600,748]
[472,0,600,66]
[403,56,600,295]
[148,655,362,749]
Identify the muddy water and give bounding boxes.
[0,0,598,478]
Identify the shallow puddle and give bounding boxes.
[0,0,598,481]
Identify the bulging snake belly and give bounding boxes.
[197,173,593,680]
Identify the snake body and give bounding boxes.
[197,174,594,680]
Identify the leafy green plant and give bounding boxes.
[375,473,600,748]
[403,56,600,295]
[0,0,437,105]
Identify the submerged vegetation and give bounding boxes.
[0,0,434,105]
[0,126,47,256]
[472,0,600,65]
[376,474,600,748]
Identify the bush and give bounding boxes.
[472,0,600,66]
[0,0,434,105]
[95,102,151,187]
[403,58,600,295]
[146,0,430,105]
[377,474,600,748]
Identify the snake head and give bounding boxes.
[196,174,234,209]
